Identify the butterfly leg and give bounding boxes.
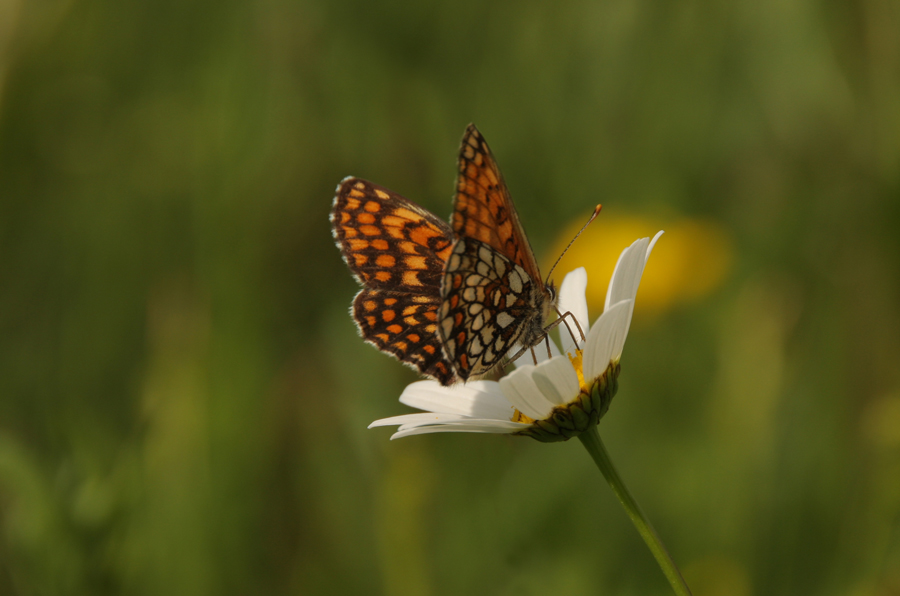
[506,317,578,371]
[551,307,586,345]
[505,309,587,369]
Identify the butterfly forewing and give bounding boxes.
[452,125,544,284]
[331,177,457,384]
[439,125,556,382]
[332,178,454,292]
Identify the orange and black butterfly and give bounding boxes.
[330,124,557,385]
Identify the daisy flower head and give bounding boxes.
[369,232,664,442]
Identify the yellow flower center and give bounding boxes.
[567,349,586,390]
[511,409,535,424]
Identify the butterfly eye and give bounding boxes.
[546,282,557,303]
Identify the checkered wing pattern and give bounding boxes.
[438,238,539,379]
[452,124,543,282]
[331,177,457,385]
[439,125,555,381]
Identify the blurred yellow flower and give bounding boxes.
[545,213,733,319]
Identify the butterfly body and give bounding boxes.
[331,124,554,385]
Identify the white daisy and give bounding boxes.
[369,232,664,441]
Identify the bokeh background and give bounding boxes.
[1,0,899,594]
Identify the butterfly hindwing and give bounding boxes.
[438,237,537,379]
[353,289,455,385]
[331,177,457,384]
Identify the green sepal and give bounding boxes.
[515,362,621,443]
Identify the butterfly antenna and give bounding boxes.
[545,204,602,283]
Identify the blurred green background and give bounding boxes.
[1,0,899,594]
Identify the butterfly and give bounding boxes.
[330,124,558,385]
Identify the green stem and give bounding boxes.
[578,426,692,596]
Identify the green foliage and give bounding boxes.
[1,0,898,594]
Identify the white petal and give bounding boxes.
[616,231,663,341]
[390,420,527,440]
[558,267,590,356]
[498,365,556,420]
[583,299,632,380]
[398,380,514,420]
[604,232,664,313]
[531,355,580,406]
[368,412,468,429]
[605,237,650,310]
[647,230,664,261]
[403,418,525,431]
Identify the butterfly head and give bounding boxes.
[542,279,558,319]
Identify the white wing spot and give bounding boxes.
[478,245,494,263]
[497,312,515,328]
[441,316,455,342]
[493,255,507,276]
[508,269,523,294]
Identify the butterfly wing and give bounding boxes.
[352,290,455,385]
[438,237,539,379]
[331,177,457,384]
[451,124,543,284]
[439,126,552,381]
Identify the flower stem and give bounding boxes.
[578,426,692,596]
